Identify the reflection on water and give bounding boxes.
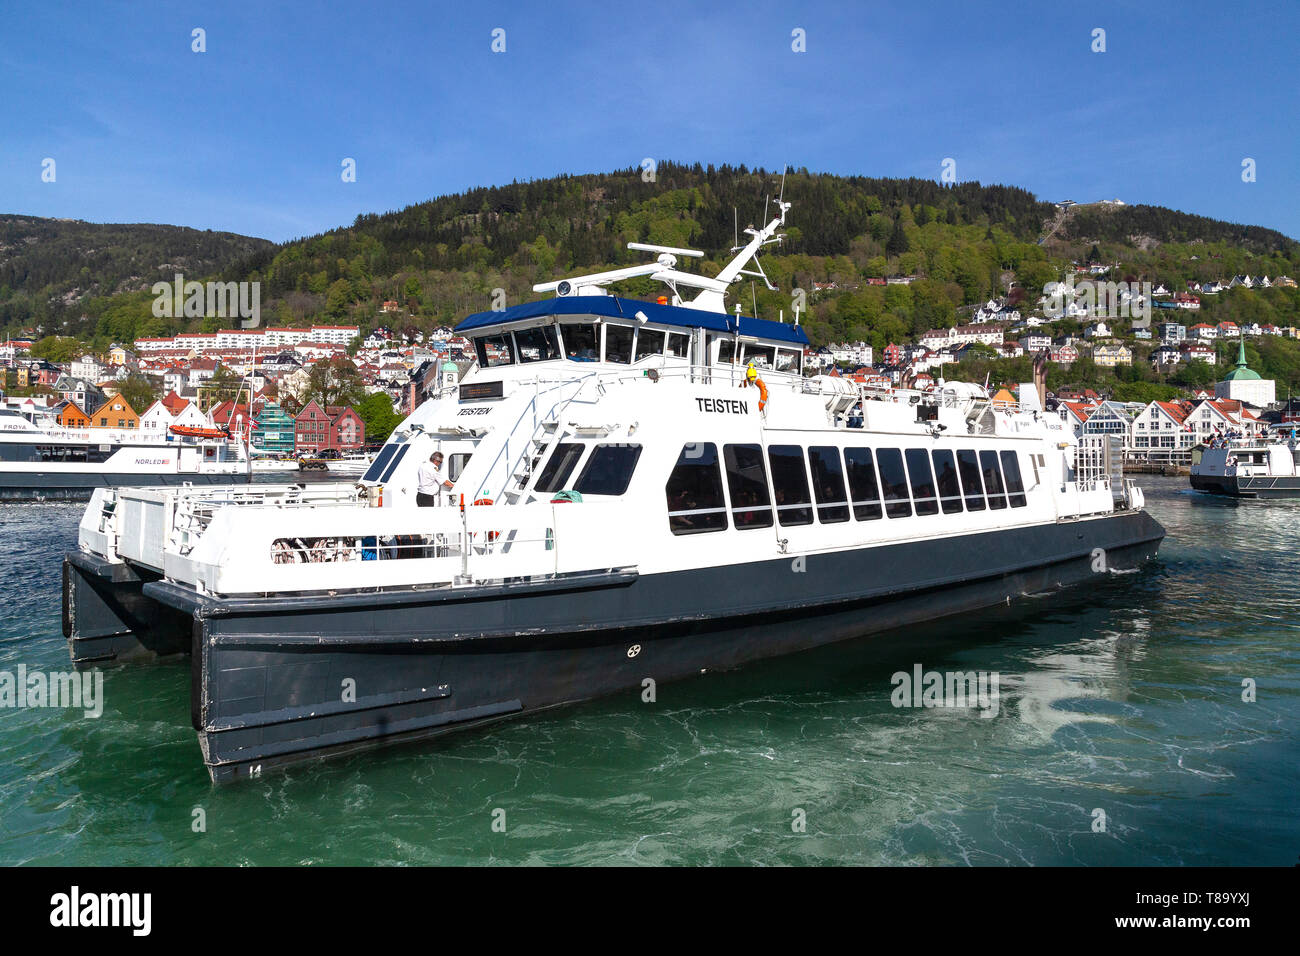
[0,477,1297,865]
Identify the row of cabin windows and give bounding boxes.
[474,321,804,374]
[475,322,691,369]
[665,444,1028,535]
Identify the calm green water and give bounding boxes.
[1,477,1296,865]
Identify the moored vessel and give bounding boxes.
[1190,424,1300,498]
[63,194,1166,781]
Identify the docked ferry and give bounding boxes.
[0,409,250,500]
[63,196,1165,781]
[1190,425,1300,498]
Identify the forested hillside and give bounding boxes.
[6,163,1298,351]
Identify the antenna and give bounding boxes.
[733,207,738,248]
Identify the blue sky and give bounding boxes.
[2,0,1297,243]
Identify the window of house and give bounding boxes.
[604,325,634,364]
[535,442,586,493]
[844,448,883,521]
[665,443,728,535]
[931,449,964,514]
[724,443,773,529]
[768,444,813,526]
[905,448,939,516]
[876,448,912,518]
[634,328,665,362]
[574,443,642,496]
[980,450,1008,510]
[957,449,985,511]
[561,323,600,362]
[514,325,561,363]
[1000,450,1028,507]
[808,446,849,523]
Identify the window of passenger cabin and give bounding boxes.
[843,448,883,520]
[666,443,728,534]
[536,442,586,493]
[561,323,599,362]
[514,325,561,363]
[768,445,813,526]
[931,449,963,514]
[809,446,850,523]
[904,449,939,515]
[605,324,634,364]
[744,345,775,370]
[448,452,472,481]
[956,449,986,511]
[575,443,642,496]
[1000,451,1028,507]
[724,443,773,529]
[475,333,515,368]
[775,348,800,374]
[980,450,1008,510]
[876,448,912,518]
[666,332,690,358]
[635,328,665,362]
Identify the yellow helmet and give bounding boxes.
[746,363,757,381]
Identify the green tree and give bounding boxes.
[355,391,402,442]
[114,374,158,414]
[29,335,84,363]
[305,354,366,408]
[886,219,910,258]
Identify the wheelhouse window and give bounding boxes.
[448,452,472,481]
[956,449,985,511]
[905,448,939,516]
[980,450,1008,510]
[716,337,738,365]
[474,333,515,368]
[514,325,561,363]
[666,443,728,535]
[723,443,773,529]
[876,448,912,518]
[775,348,801,374]
[808,446,849,523]
[931,449,964,514]
[574,443,642,496]
[744,344,775,370]
[843,448,882,520]
[561,323,599,362]
[768,444,813,526]
[1000,451,1028,508]
[665,332,690,358]
[604,324,634,364]
[634,328,665,362]
[536,442,585,493]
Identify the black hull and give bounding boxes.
[64,509,1165,782]
[1190,472,1300,499]
[2,471,251,501]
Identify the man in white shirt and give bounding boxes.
[416,451,454,506]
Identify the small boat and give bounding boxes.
[169,424,229,439]
[1190,424,1300,497]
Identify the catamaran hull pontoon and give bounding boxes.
[65,508,1162,782]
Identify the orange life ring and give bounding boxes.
[472,497,498,541]
[741,376,768,412]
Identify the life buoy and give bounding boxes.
[472,497,498,541]
[741,375,768,412]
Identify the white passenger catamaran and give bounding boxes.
[64,193,1165,781]
[0,407,249,500]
